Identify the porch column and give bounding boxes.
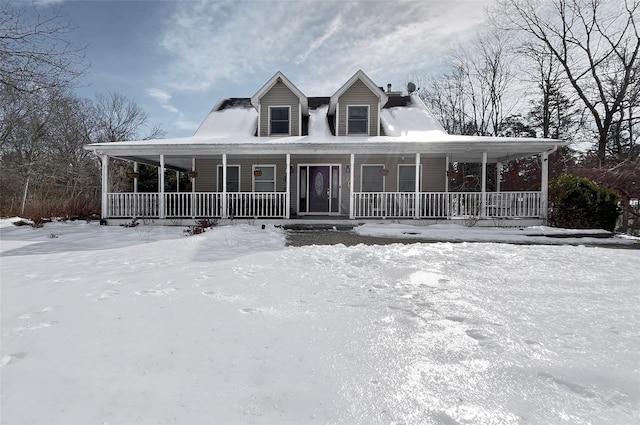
[414,153,421,219]
[176,171,180,193]
[133,161,138,193]
[191,158,196,219]
[285,153,291,219]
[541,151,549,220]
[349,153,355,219]
[481,152,487,218]
[445,156,449,192]
[101,155,108,219]
[159,154,165,219]
[496,161,502,193]
[222,154,227,218]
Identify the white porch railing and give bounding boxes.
[353,191,542,219]
[226,192,287,218]
[107,191,541,219]
[106,192,287,218]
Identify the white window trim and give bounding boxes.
[217,164,241,192]
[252,164,277,192]
[268,105,291,136]
[360,164,385,192]
[346,104,370,136]
[397,164,422,192]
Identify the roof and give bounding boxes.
[250,71,308,114]
[328,70,389,114]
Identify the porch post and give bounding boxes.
[222,154,227,218]
[101,155,108,219]
[133,161,138,193]
[541,151,549,220]
[445,156,449,192]
[349,153,355,219]
[481,152,487,218]
[496,161,501,193]
[159,154,165,219]
[285,153,291,219]
[176,171,180,193]
[191,158,196,218]
[414,153,421,219]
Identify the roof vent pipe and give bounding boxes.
[387,83,392,93]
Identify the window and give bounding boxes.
[361,165,384,192]
[269,106,290,135]
[347,105,369,135]
[217,165,240,192]
[398,164,422,192]
[253,165,276,192]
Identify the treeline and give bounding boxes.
[416,0,639,232]
[0,4,162,218]
[0,87,163,218]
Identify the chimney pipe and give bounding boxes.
[387,83,392,93]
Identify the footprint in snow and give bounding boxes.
[19,305,57,319]
[1,352,28,367]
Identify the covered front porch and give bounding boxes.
[96,142,555,222]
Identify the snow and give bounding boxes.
[380,95,447,137]
[1,220,638,424]
[193,107,258,138]
[308,106,333,138]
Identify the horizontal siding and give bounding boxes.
[194,155,447,215]
[259,82,300,136]
[337,79,379,136]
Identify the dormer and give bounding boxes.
[329,70,388,137]
[251,71,308,137]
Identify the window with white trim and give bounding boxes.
[361,165,384,192]
[269,106,290,135]
[347,105,369,135]
[217,165,240,192]
[398,164,422,192]
[253,165,276,192]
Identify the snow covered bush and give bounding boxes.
[549,175,621,231]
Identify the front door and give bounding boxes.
[299,165,340,214]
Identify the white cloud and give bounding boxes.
[157,0,492,95]
[147,87,182,115]
[147,88,172,104]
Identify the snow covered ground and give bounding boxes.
[1,220,638,425]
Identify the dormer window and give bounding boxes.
[269,106,290,135]
[347,105,369,135]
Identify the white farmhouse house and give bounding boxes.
[84,70,566,224]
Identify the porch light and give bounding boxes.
[380,168,389,177]
[188,171,198,179]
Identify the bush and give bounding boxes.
[549,175,621,231]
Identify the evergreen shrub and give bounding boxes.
[548,175,620,231]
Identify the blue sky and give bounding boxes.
[35,0,493,138]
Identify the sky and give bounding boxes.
[29,0,494,138]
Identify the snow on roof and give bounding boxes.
[308,106,332,138]
[380,95,447,137]
[193,106,257,137]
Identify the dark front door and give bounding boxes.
[308,166,330,212]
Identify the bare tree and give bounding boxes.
[419,30,516,136]
[0,2,86,92]
[93,92,165,143]
[493,0,640,163]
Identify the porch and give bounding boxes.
[105,190,543,220]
